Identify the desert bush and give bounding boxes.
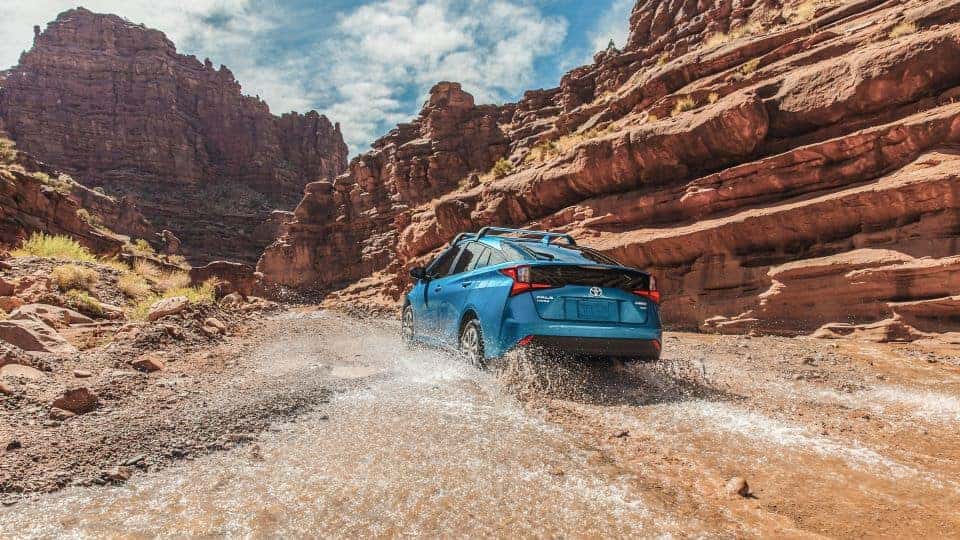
[656,53,670,66]
[704,32,730,49]
[525,141,560,164]
[12,233,96,262]
[708,92,720,104]
[740,58,761,75]
[118,272,151,300]
[490,158,514,179]
[889,22,917,39]
[65,289,104,317]
[0,138,16,163]
[156,270,191,292]
[0,309,7,320]
[133,259,162,280]
[129,279,218,321]
[51,264,99,292]
[130,238,156,256]
[671,96,698,116]
[99,257,131,274]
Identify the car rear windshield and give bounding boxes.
[508,243,624,265]
[529,265,651,290]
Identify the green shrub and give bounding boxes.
[11,233,96,262]
[51,264,99,292]
[128,279,218,321]
[130,238,156,256]
[490,158,514,179]
[65,289,104,317]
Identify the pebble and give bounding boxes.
[73,369,92,378]
[725,476,750,497]
[5,439,22,451]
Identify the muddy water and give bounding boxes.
[0,314,682,537]
[3,313,960,538]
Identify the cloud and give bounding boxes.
[318,0,568,152]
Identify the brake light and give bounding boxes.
[633,275,661,304]
[500,265,554,296]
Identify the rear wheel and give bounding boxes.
[459,319,485,368]
[401,305,415,346]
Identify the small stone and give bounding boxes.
[131,354,164,372]
[73,369,92,378]
[801,356,816,366]
[204,317,227,332]
[613,430,629,438]
[103,466,133,483]
[146,296,189,321]
[49,407,76,421]
[725,476,750,497]
[123,455,145,466]
[52,387,99,414]
[5,439,21,451]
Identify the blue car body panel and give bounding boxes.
[404,229,663,360]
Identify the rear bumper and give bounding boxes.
[524,335,661,358]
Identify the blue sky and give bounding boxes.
[0,1,635,154]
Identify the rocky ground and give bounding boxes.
[2,311,959,537]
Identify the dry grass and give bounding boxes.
[129,279,218,321]
[656,53,670,66]
[51,264,99,292]
[65,289,104,317]
[740,58,761,75]
[672,96,699,116]
[12,233,96,262]
[790,0,818,23]
[119,272,151,300]
[525,141,561,164]
[889,22,917,39]
[129,238,156,257]
[708,92,720,104]
[0,309,7,320]
[704,32,730,49]
[99,258,131,274]
[0,138,16,164]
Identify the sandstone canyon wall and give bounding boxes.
[0,8,348,263]
[261,0,960,340]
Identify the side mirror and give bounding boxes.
[409,266,427,281]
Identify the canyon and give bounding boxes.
[260,0,960,341]
[0,8,348,263]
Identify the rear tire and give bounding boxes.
[459,319,485,368]
[401,305,415,346]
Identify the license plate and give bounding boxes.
[576,299,617,321]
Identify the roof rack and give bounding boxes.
[476,227,577,246]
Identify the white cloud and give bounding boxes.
[321,0,568,152]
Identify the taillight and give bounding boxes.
[500,265,554,296]
[633,275,661,304]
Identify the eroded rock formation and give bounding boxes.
[267,0,960,339]
[0,138,150,256]
[0,8,348,263]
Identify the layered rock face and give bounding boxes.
[0,8,348,263]
[262,0,960,339]
[0,138,150,256]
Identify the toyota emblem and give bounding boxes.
[589,287,603,297]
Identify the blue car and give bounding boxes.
[401,227,662,365]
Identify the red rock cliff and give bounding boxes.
[0,8,348,263]
[263,0,960,340]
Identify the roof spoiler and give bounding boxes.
[450,227,576,246]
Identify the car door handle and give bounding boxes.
[433,286,442,292]
[461,281,473,288]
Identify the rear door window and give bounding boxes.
[450,242,486,275]
[427,246,461,278]
[528,265,650,290]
